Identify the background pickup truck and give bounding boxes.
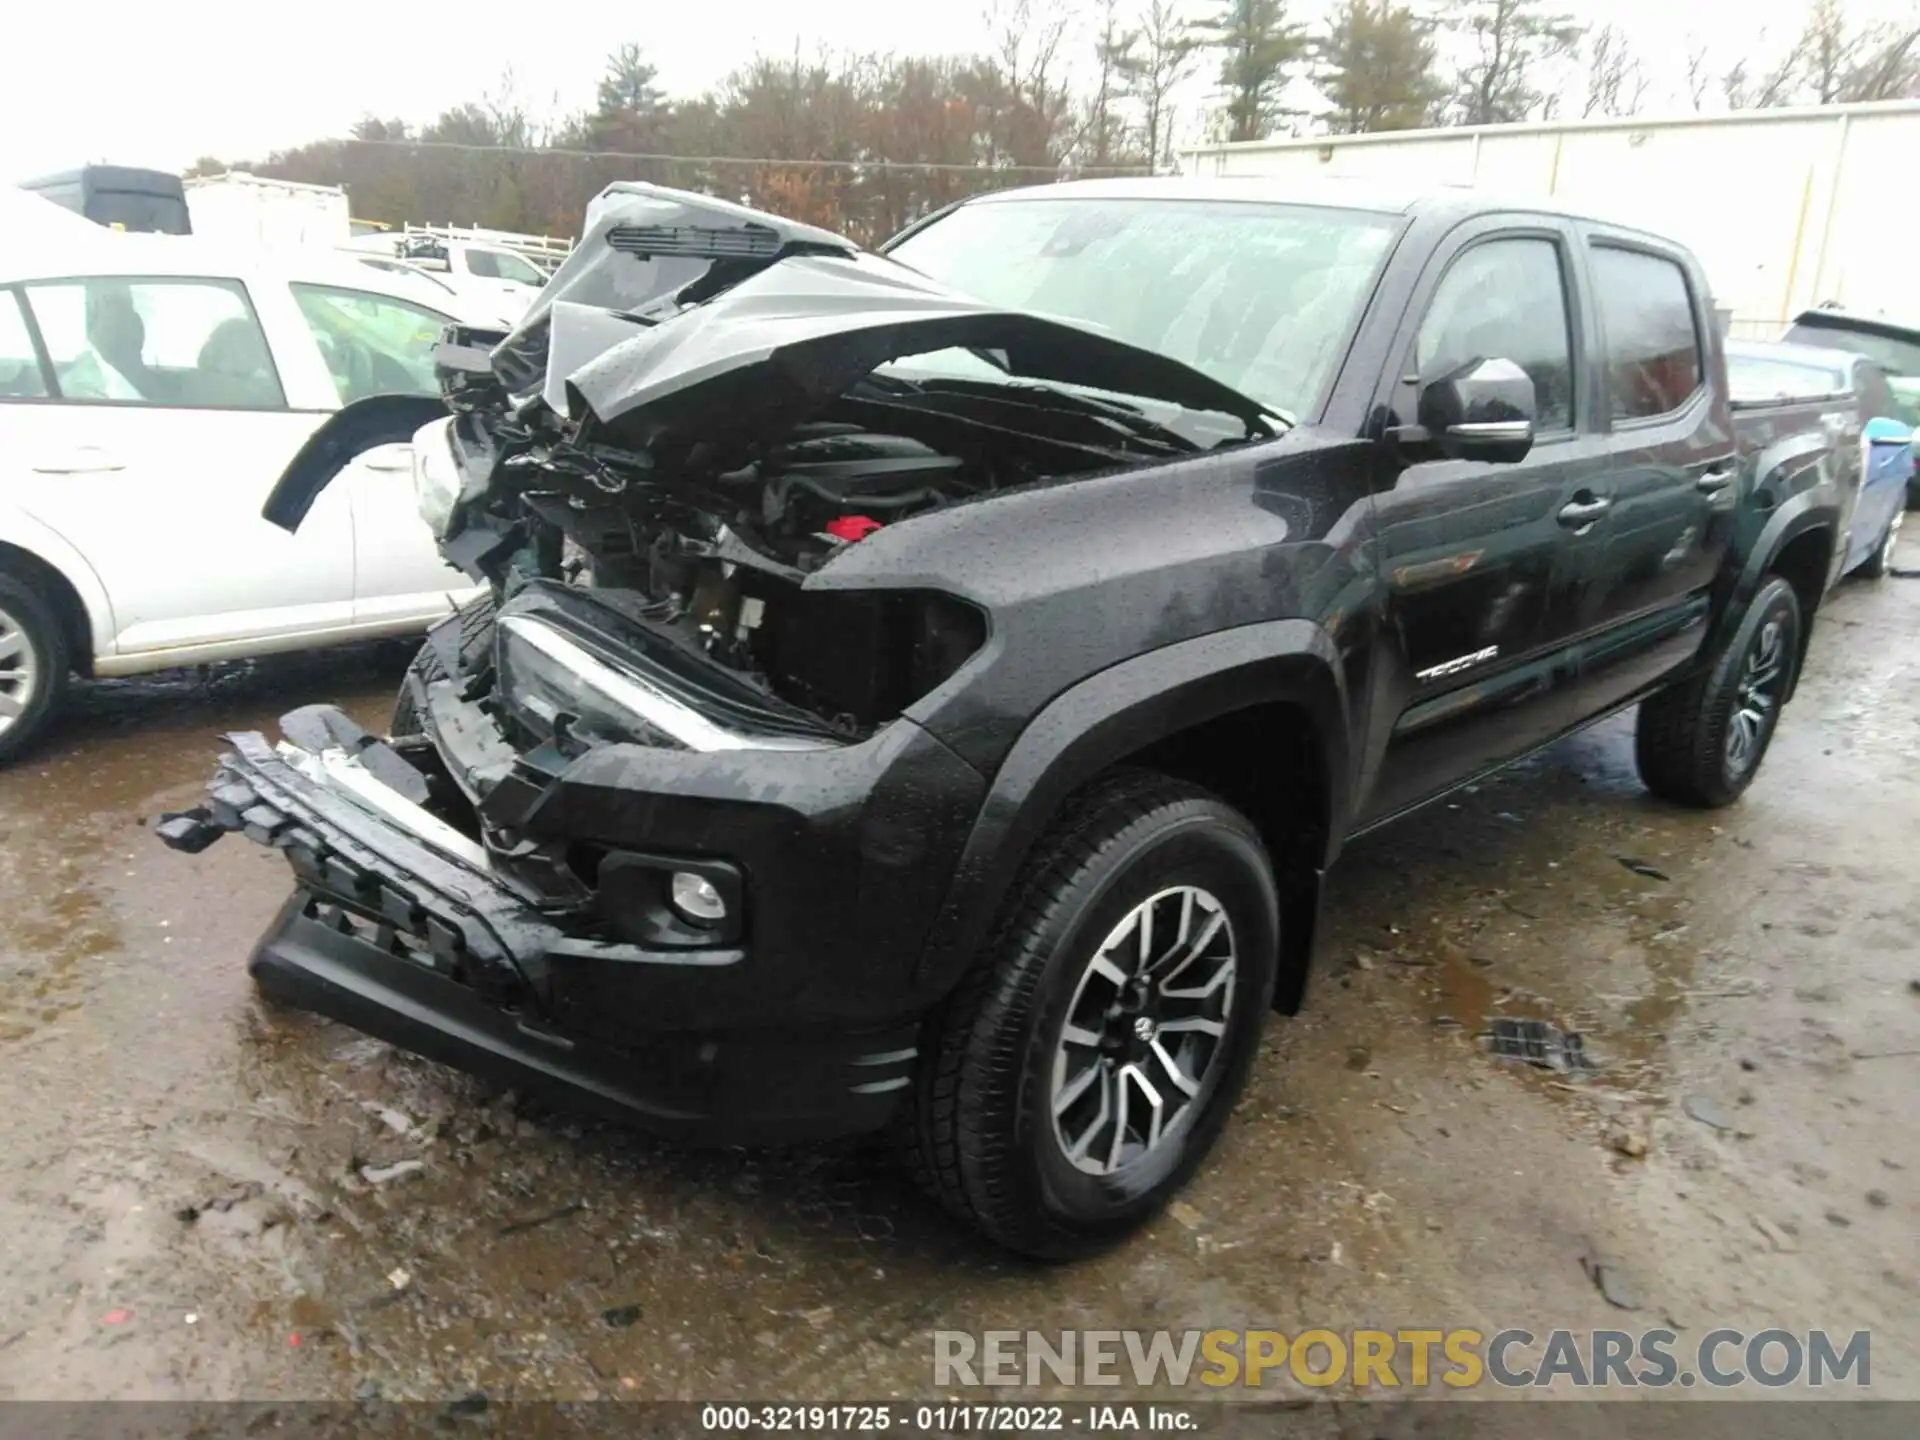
[1725,337,1912,582]
[162,180,1844,1259]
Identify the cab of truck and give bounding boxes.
[395,236,545,320]
[18,166,190,235]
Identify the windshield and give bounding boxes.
[884,196,1399,420]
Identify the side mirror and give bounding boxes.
[1864,415,1913,446]
[1416,357,1537,464]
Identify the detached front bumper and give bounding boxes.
[157,718,929,1144]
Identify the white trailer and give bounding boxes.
[183,172,352,250]
[1180,101,1920,338]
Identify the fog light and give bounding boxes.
[668,871,728,925]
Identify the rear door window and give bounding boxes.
[0,290,50,398]
[1591,247,1703,422]
[22,277,285,408]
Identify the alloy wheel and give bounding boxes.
[0,601,41,739]
[1050,885,1237,1176]
[1725,614,1786,778]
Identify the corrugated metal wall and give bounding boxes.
[1180,105,1920,332]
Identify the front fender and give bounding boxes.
[0,507,115,662]
[912,619,1351,999]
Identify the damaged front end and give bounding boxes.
[160,182,1276,1139]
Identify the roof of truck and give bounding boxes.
[960,175,1659,235]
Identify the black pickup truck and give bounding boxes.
[160,180,1843,1257]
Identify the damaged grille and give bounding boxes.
[206,765,488,990]
[605,223,782,260]
[163,744,542,1009]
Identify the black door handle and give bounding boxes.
[1695,468,1734,493]
[1558,495,1611,529]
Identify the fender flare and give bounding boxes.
[912,619,1351,1000]
[1719,490,1839,702]
[0,508,115,662]
[263,394,449,533]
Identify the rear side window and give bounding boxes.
[1415,237,1575,432]
[23,277,285,408]
[0,291,49,398]
[1592,247,1703,421]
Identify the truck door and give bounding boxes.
[1556,236,1737,719]
[1360,221,1606,827]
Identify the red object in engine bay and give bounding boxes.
[825,515,884,543]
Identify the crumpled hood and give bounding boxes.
[263,182,1272,533]
[559,249,1274,451]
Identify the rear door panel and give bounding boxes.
[1558,234,1738,719]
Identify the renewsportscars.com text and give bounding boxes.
[933,1328,1871,1390]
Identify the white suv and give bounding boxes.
[0,234,488,760]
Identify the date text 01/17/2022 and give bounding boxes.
[697,1403,1199,1432]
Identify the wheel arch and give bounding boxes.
[914,620,1352,1016]
[1727,494,1838,703]
[0,527,109,676]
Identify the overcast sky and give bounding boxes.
[3,0,1911,183]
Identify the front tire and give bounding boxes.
[1634,575,1801,808]
[900,772,1280,1259]
[390,593,496,737]
[0,573,69,765]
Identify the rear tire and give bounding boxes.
[1634,575,1800,808]
[0,572,69,765]
[899,772,1280,1259]
[390,593,496,737]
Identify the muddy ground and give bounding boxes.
[0,568,1914,1414]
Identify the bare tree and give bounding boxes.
[1120,0,1202,170]
[1683,40,1713,111]
[1721,27,1802,110]
[1581,23,1648,118]
[1445,0,1584,126]
[984,0,1079,166]
[1081,0,1143,165]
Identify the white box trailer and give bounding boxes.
[1180,101,1920,339]
[183,172,351,250]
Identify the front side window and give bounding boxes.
[1414,237,1575,433]
[884,197,1401,422]
[1592,247,1703,422]
[23,276,284,408]
[291,283,451,403]
[0,290,49,398]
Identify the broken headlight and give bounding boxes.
[495,615,689,751]
[411,416,462,540]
